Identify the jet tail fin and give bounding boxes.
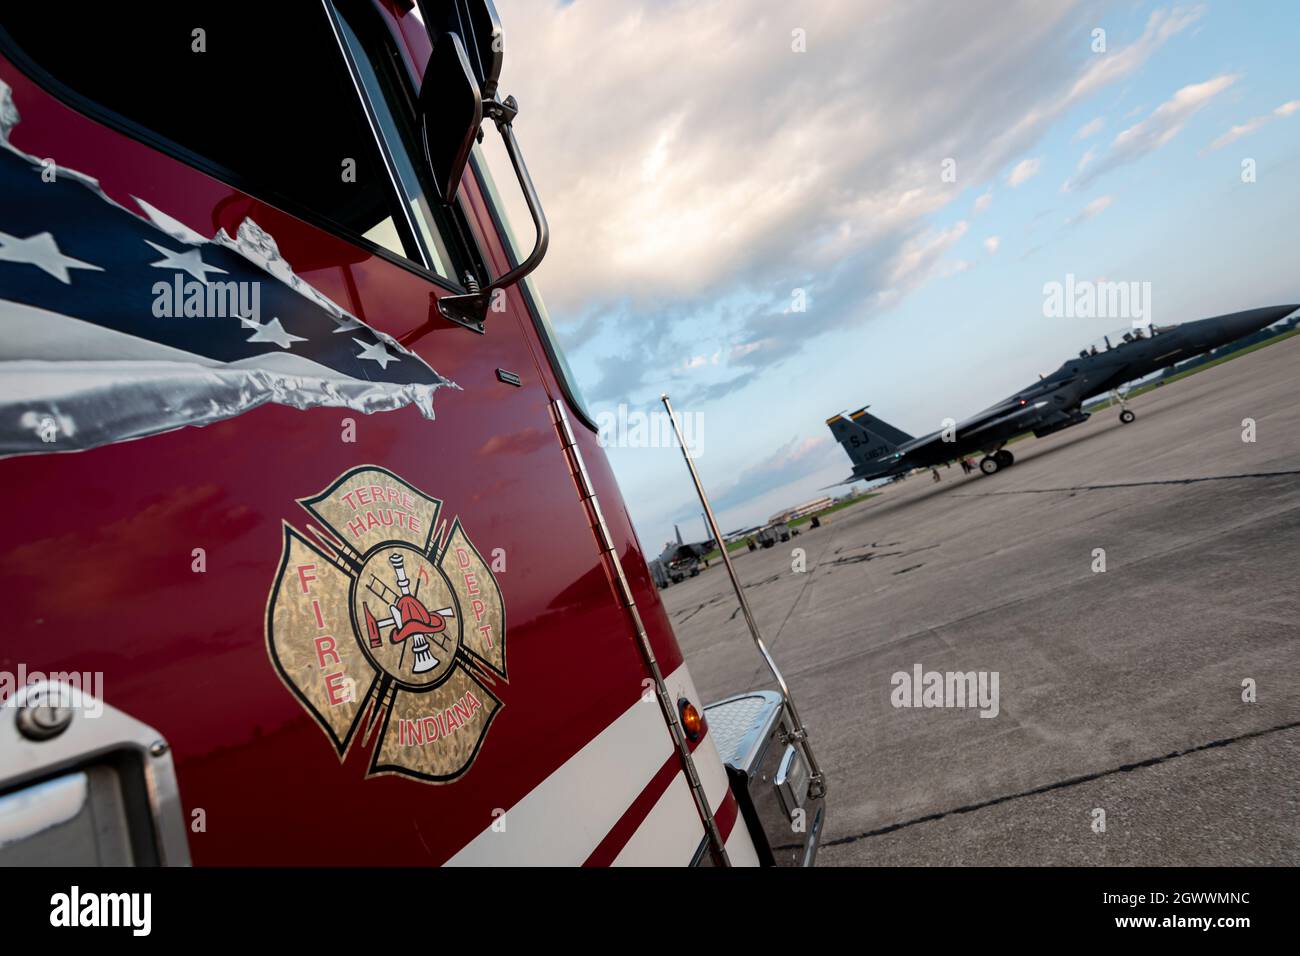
[826,407,914,472]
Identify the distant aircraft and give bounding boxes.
[655,523,716,583]
[828,304,1297,480]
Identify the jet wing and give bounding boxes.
[884,397,1053,463]
[958,399,1052,438]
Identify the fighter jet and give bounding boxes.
[655,523,716,582]
[829,304,1297,480]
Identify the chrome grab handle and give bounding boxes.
[661,393,827,800]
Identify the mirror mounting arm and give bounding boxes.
[437,94,549,333]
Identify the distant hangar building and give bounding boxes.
[768,496,835,524]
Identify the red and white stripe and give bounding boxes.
[446,663,758,867]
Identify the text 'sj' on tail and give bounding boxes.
[826,407,914,470]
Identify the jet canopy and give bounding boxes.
[1076,324,1170,358]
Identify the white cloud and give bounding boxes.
[1069,194,1115,224]
[768,436,826,469]
[973,188,993,214]
[707,435,835,517]
[889,220,969,286]
[491,0,1201,316]
[973,6,1203,178]
[485,1,1204,408]
[1063,6,1205,102]
[1074,116,1105,140]
[1207,116,1270,152]
[1207,99,1300,151]
[1067,73,1238,188]
[983,236,1000,255]
[1007,157,1042,186]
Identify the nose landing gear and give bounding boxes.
[1111,388,1136,424]
[979,448,1015,474]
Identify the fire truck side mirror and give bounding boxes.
[417,0,550,332]
[419,29,483,205]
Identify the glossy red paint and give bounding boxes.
[0,10,690,864]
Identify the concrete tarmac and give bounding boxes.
[664,334,1300,865]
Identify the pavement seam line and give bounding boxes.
[816,719,1300,849]
[952,469,1300,497]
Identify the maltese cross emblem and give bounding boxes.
[265,466,506,783]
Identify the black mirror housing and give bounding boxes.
[413,1,550,332]
[419,29,481,204]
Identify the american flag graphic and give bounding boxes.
[0,88,450,456]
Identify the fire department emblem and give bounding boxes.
[265,466,506,783]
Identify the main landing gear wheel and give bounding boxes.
[979,456,1000,475]
[994,449,1014,467]
[1119,409,1136,424]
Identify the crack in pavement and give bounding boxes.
[672,573,786,624]
[828,543,938,570]
[673,600,715,625]
[836,540,903,554]
[815,720,1300,849]
[742,520,852,688]
[831,550,904,566]
[781,496,1300,685]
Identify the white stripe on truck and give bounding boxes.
[445,667,678,866]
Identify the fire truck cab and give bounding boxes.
[0,1,824,865]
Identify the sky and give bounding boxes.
[481,0,1300,553]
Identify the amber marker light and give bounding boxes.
[679,697,705,741]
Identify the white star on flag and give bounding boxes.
[0,229,103,284]
[353,338,399,369]
[332,316,365,333]
[144,239,227,283]
[245,317,307,350]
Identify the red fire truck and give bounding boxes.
[0,1,824,865]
